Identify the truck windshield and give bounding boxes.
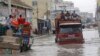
[60,27,81,33]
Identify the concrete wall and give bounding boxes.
[21,0,37,29]
[21,0,53,29]
[37,0,51,19]
[21,0,33,7]
[32,0,52,29]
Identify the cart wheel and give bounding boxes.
[20,44,28,52]
[24,44,29,51]
[20,46,23,52]
[28,45,31,50]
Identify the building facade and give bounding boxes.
[32,0,52,34]
[20,0,33,27]
[96,0,100,35]
[54,0,63,3]
[0,0,32,19]
[80,12,94,26]
[50,1,80,31]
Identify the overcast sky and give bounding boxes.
[63,0,97,17]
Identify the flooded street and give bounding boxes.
[0,0,98,56]
[17,29,100,56]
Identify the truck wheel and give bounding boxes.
[55,38,59,43]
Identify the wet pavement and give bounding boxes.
[1,29,100,56]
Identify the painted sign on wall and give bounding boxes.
[11,7,26,18]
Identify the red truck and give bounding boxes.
[55,14,84,44]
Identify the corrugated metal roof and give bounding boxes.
[3,0,33,9]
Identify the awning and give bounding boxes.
[60,23,81,26]
[2,0,33,9]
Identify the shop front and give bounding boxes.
[37,19,51,35]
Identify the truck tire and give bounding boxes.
[55,38,57,43]
[55,38,59,43]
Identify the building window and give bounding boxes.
[32,1,37,6]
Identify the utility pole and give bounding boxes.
[8,0,12,30]
[36,0,39,34]
[46,1,49,33]
[96,3,100,36]
[8,0,11,15]
[46,1,48,20]
[46,1,51,34]
[54,0,57,16]
[36,0,39,19]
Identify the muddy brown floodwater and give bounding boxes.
[1,29,100,56]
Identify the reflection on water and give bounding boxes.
[57,44,100,56]
[31,45,58,56]
[83,29,99,42]
[83,44,99,56]
[57,44,83,56]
